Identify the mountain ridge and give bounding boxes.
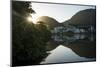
[63,9,96,26]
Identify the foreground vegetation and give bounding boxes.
[12,1,51,66]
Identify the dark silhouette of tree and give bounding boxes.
[35,21,51,42]
[12,1,35,16]
[12,1,51,66]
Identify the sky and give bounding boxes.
[31,2,95,23]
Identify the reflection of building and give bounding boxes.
[51,33,95,44]
[46,34,96,59]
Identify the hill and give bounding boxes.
[36,16,62,30]
[63,9,96,26]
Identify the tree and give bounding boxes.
[12,1,35,16]
[12,1,51,66]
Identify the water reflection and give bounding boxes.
[40,33,96,64]
[66,40,96,58]
[41,45,95,64]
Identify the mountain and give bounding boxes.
[63,9,96,26]
[35,16,62,30]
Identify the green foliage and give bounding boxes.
[35,21,51,42]
[12,1,35,16]
[12,1,51,66]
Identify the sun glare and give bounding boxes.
[27,16,33,22]
[31,14,40,24]
[27,14,41,24]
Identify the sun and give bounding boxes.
[27,16,33,22]
[27,14,40,24]
[31,14,40,24]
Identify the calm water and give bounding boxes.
[40,33,96,64]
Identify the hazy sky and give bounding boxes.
[31,2,95,23]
